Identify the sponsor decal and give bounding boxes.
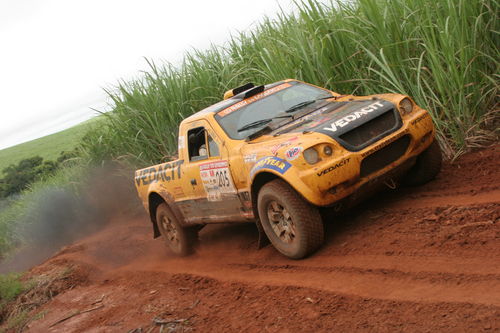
[361,129,409,157]
[243,153,257,163]
[317,158,350,176]
[134,160,184,186]
[285,146,303,161]
[270,136,298,155]
[199,160,229,171]
[322,101,384,133]
[199,160,236,201]
[250,156,292,178]
[218,83,292,117]
[410,113,430,126]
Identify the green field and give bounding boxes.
[0,118,98,173]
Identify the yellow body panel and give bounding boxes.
[134,80,436,227]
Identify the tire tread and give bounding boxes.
[156,203,197,256]
[404,140,442,186]
[258,179,324,259]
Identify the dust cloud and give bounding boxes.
[0,165,143,273]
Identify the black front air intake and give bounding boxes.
[360,135,410,178]
[312,100,403,152]
[340,110,399,149]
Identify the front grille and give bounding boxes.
[340,110,398,148]
[360,135,410,178]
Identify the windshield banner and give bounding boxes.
[218,83,292,117]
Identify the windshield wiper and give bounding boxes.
[285,96,335,113]
[237,115,292,132]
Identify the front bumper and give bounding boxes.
[296,110,435,206]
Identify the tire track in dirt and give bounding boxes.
[137,252,500,307]
[384,189,500,209]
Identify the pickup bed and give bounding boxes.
[135,79,441,259]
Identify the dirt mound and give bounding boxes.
[6,145,500,332]
[0,261,91,331]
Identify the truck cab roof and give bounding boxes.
[181,79,294,124]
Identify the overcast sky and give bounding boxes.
[0,0,299,149]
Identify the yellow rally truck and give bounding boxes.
[135,79,441,259]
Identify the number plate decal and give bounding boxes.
[199,160,237,201]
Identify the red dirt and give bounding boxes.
[20,145,500,332]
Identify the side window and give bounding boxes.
[208,134,220,157]
[187,127,207,161]
[187,127,220,161]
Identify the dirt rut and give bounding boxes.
[21,145,500,332]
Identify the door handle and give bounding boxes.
[190,179,197,185]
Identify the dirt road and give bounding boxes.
[22,145,500,332]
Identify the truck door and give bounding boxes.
[179,121,243,222]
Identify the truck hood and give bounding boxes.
[269,99,401,151]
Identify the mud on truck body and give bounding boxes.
[134,79,441,259]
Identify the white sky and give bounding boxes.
[0,0,298,149]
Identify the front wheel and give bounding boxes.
[156,203,197,256]
[403,139,442,186]
[257,179,324,259]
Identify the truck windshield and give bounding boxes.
[215,81,333,140]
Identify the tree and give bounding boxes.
[0,156,59,198]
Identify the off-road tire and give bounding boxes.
[257,179,324,259]
[403,140,442,186]
[156,203,197,256]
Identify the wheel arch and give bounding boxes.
[148,192,164,238]
[250,169,317,216]
[251,171,290,220]
[148,191,187,238]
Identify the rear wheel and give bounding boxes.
[156,203,197,256]
[403,139,442,186]
[257,179,324,259]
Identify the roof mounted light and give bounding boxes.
[223,82,255,99]
[243,85,265,99]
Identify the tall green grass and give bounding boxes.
[82,0,499,164]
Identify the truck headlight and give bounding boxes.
[303,147,320,164]
[399,98,413,114]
